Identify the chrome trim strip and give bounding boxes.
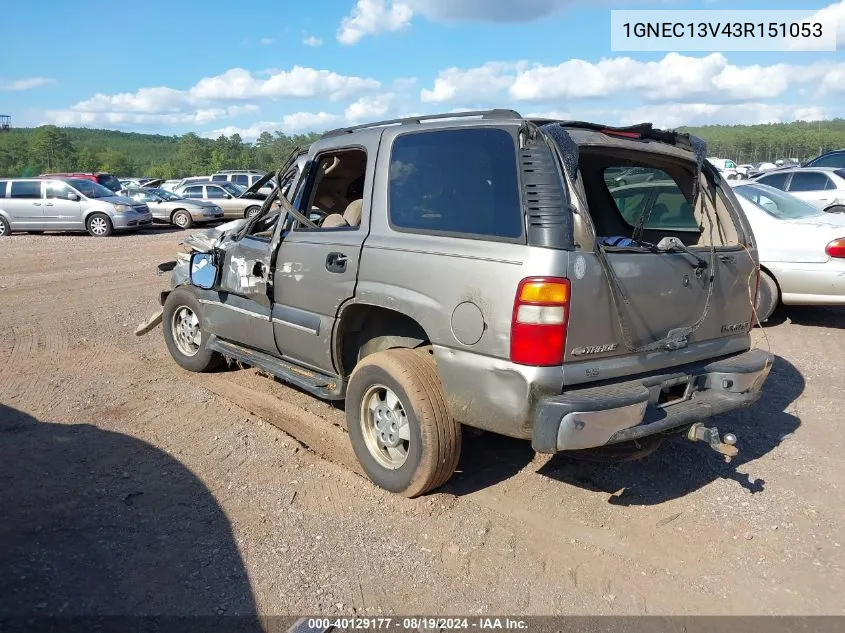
[272,317,318,335]
[198,299,268,320]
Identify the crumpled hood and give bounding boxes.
[181,218,247,252]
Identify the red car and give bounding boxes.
[40,172,124,194]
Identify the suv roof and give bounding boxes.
[214,169,265,174]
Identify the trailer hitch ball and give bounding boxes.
[687,422,740,462]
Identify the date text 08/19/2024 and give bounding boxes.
[305,618,528,630]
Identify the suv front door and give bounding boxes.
[270,142,377,373]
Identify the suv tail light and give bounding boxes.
[510,277,570,366]
[826,238,845,258]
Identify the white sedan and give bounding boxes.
[729,180,845,322]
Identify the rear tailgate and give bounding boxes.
[543,124,757,386]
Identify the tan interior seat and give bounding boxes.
[320,199,362,228]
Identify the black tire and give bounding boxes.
[824,205,845,214]
[86,213,113,237]
[162,288,223,372]
[0,216,10,237]
[346,347,461,497]
[755,270,779,324]
[245,206,261,219]
[171,209,193,229]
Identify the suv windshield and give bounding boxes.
[65,178,115,199]
[734,183,823,220]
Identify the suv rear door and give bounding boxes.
[6,180,46,230]
[551,130,756,385]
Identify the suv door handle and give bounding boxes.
[326,252,347,273]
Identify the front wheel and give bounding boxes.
[824,205,845,214]
[345,347,461,497]
[172,209,193,229]
[245,206,261,219]
[162,288,223,372]
[86,213,113,237]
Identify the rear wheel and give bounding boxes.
[0,216,10,237]
[162,288,223,372]
[86,213,113,237]
[172,209,193,229]
[346,347,461,497]
[755,270,779,324]
[245,206,261,219]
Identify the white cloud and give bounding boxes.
[303,35,323,46]
[613,103,832,129]
[259,37,274,45]
[421,53,842,105]
[337,0,413,44]
[0,77,56,91]
[345,94,393,121]
[421,62,525,103]
[404,0,574,22]
[71,86,191,113]
[47,104,259,128]
[207,112,343,139]
[190,66,379,101]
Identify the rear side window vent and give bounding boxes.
[521,139,573,250]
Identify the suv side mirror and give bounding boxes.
[190,252,219,289]
[67,193,80,201]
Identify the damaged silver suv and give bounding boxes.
[138,110,772,497]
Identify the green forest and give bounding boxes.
[1,118,844,178]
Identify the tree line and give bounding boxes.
[1,119,844,178]
[0,126,321,179]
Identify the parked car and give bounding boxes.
[173,175,274,219]
[729,181,845,321]
[707,157,739,180]
[160,179,183,192]
[736,164,753,178]
[0,177,152,237]
[128,187,224,228]
[603,166,657,187]
[40,172,124,195]
[121,177,163,190]
[752,167,845,214]
[746,162,778,179]
[137,111,772,497]
[805,149,845,169]
[211,170,274,196]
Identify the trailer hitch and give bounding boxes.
[687,422,738,462]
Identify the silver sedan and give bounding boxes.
[129,188,224,229]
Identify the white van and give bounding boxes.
[707,157,739,180]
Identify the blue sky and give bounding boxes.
[1,0,843,138]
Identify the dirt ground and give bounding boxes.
[1,227,844,617]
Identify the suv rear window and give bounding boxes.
[756,172,789,190]
[96,174,123,192]
[233,174,249,185]
[0,180,7,197]
[388,128,523,240]
[603,168,699,232]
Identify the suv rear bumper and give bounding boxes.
[531,348,773,453]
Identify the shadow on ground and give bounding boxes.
[444,355,803,506]
[764,304,845,330]
[0,403,259,621]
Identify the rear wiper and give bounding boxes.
[656,237,709,271]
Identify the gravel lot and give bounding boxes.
[1,227,844,617]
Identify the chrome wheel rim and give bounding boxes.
[89,217,108,236]
[0,222,6,236]
[171,306,201,357]
[174,213,189,227]
[360,384,410,469]
[247,207,259,218]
